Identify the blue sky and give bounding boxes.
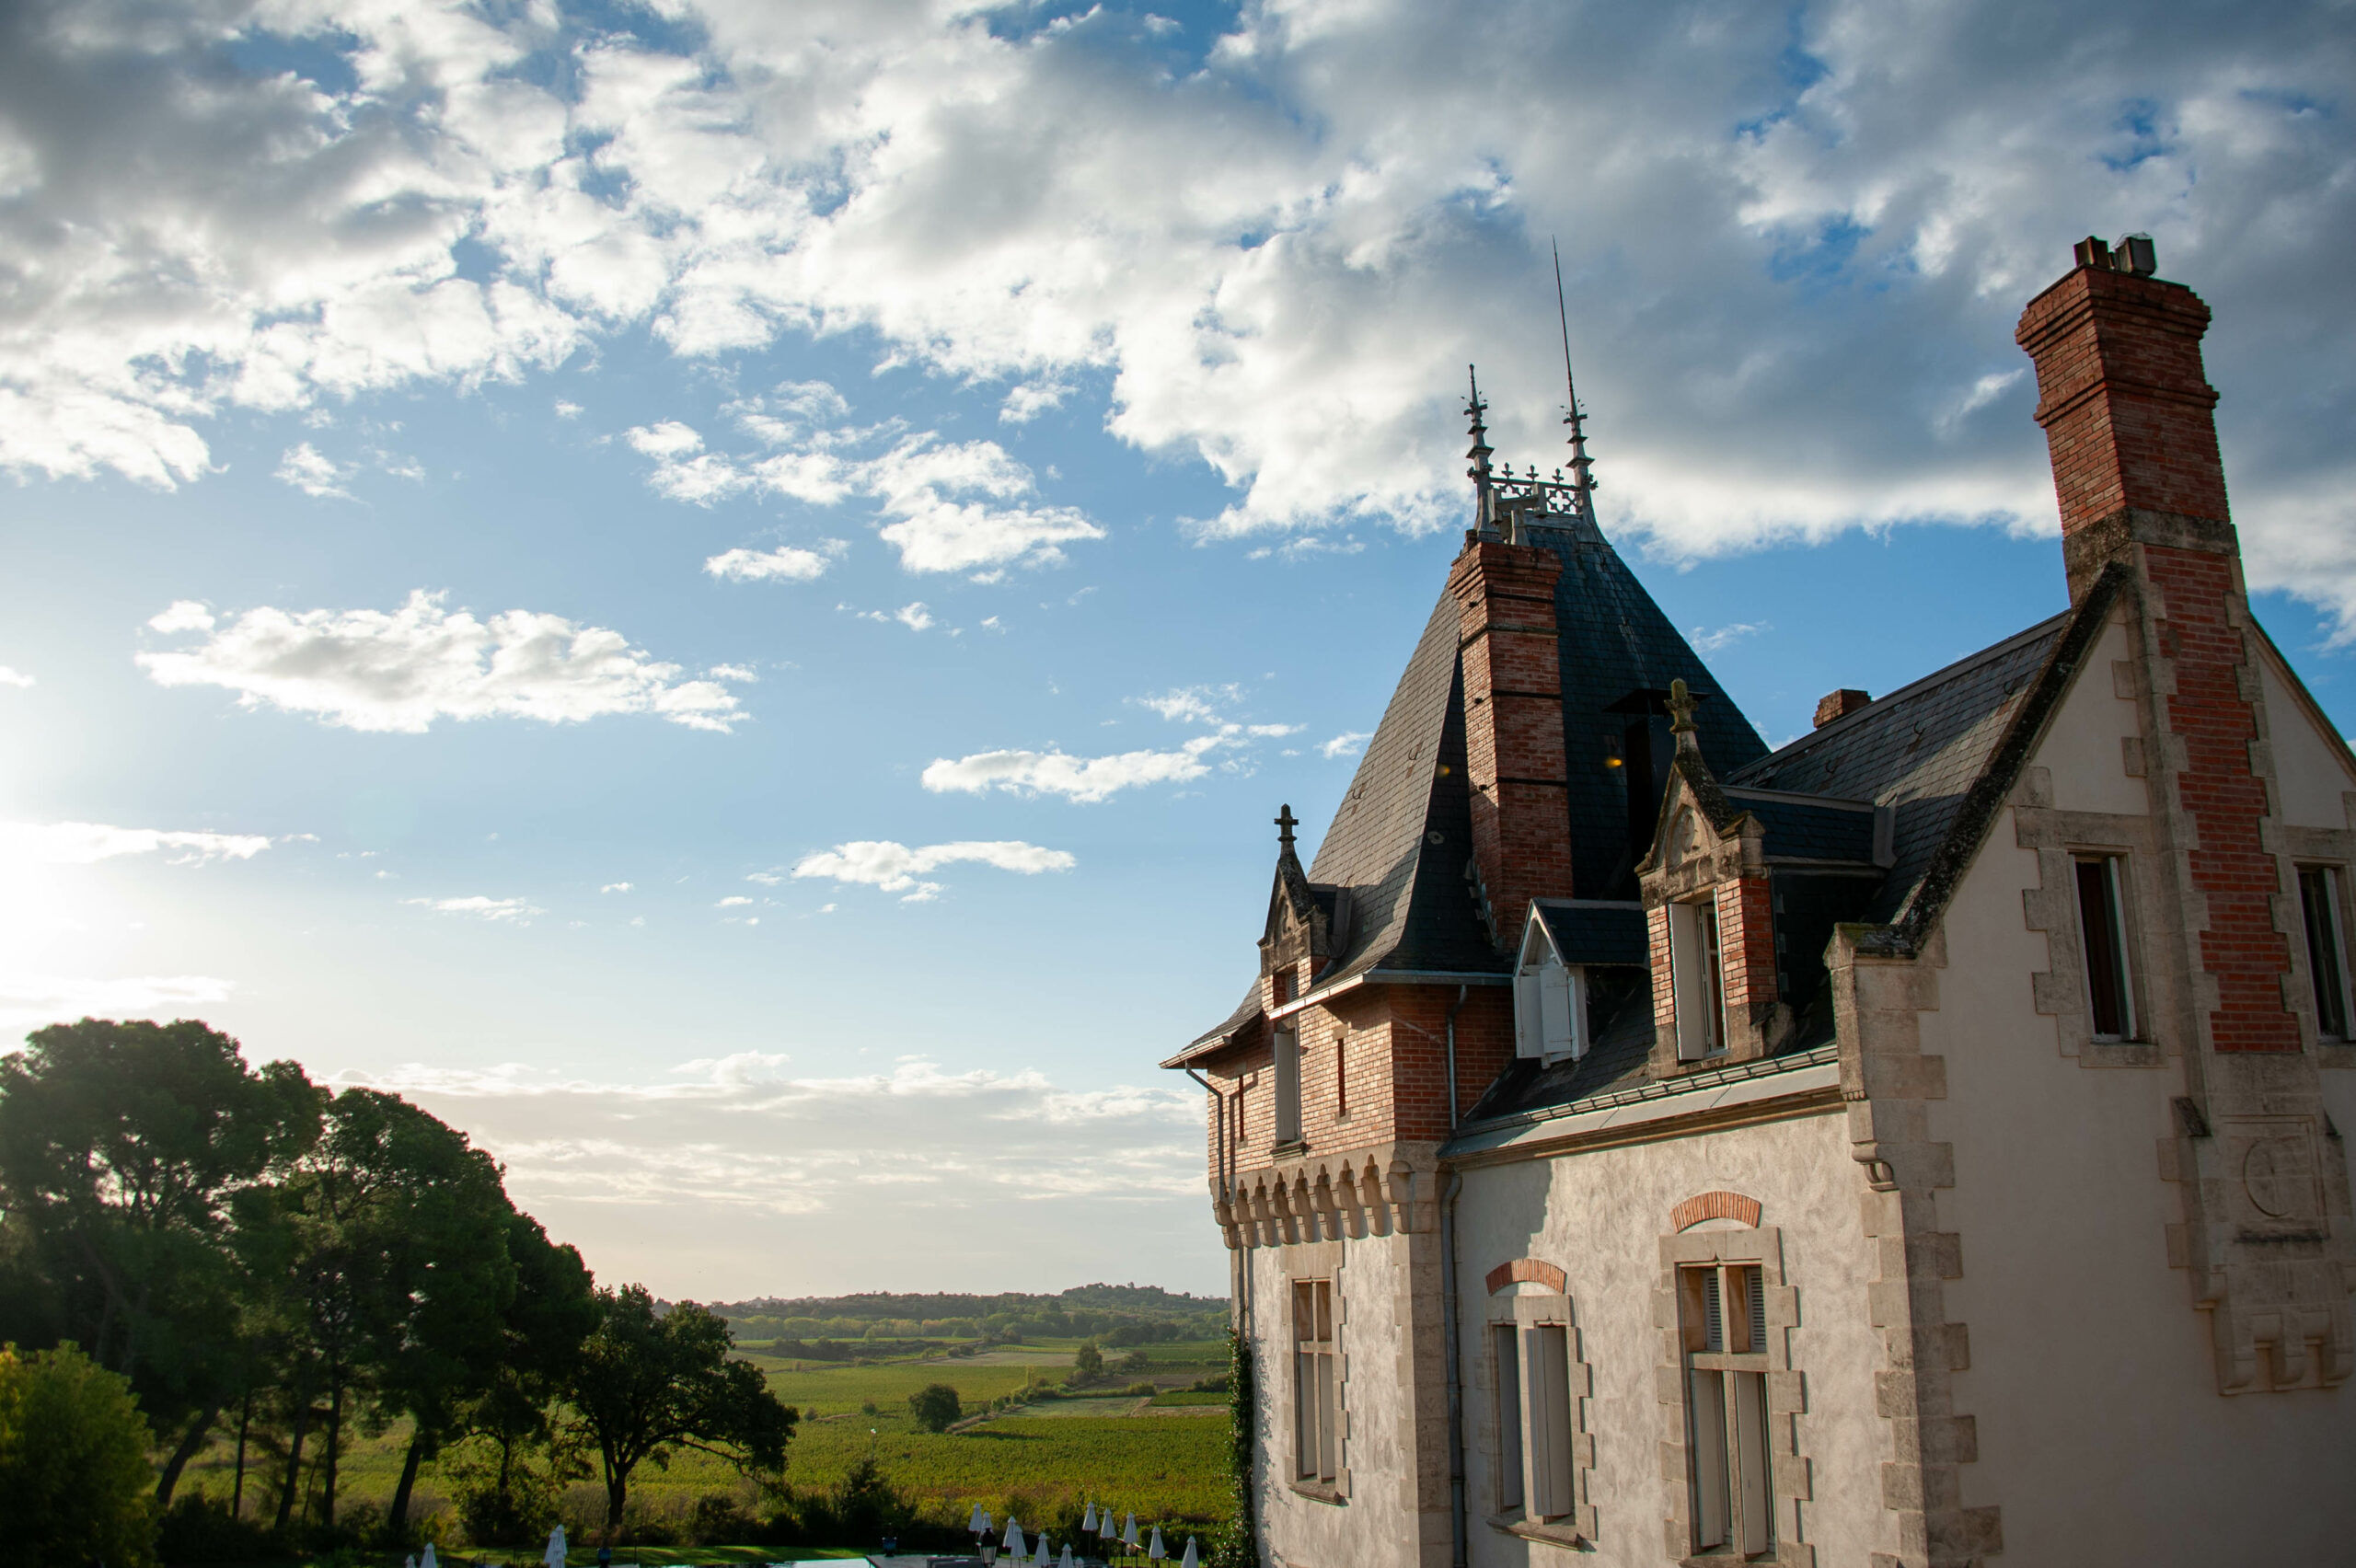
[4,0,2352,1301]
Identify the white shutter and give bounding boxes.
[1513,973,1542,1058]
[1539,962,1575,1061]
[1528,1325,1575,1517]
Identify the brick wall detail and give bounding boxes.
[1671,1190,1763,1233]
[1483,1257,1568,1295]
[1449,539,1576,945]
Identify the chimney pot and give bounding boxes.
[1814,689,1871,728]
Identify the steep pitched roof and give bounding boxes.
[1171,513,1768,1061]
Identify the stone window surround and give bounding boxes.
[1478,1258,1596,1549]
[2015,778,2172,1067]
[1654,1216,1815,1568]
[1279,1238,1350,1505]
[2264,805,2356,1070]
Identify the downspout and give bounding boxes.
[1439,984,1471,1568]
[1186,1066,1244,1337]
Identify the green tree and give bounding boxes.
[1071,1341,1103,1384]
[0,1018,321,1505]
[254,1088,518,1530]
[907,1382,961,1432]
[0,1343,158,1567]
[567,1286,797,1539]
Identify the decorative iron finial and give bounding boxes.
[1276,803,1299,851]
[1553,239,1599,525]
[1465,365,1497,537]
[1667,678,1698,735]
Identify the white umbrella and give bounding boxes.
[1149,1525,1166,1561]
[421,1547,439,1568]
[1180,1538,1199,1568]
[1059,1549,1076,1568]
[1123,1514,1140,1550]
[545,1524,568,1568]
[406,1558,418,1568]
[1005,1517,1025,1557]
[971,1504,993,1534]
[1033,1533,1050,1567]
[1082,1501,1098,1532]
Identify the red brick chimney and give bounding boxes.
[2016,236,2297,1055]
[2015,234,2230,602]
[1447,537,1575,946]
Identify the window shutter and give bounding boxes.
[1539,962,1574,1060]
[1703,1270,1724,1353]
[1514,973,1542,1059]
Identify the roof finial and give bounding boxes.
[1667,677,1698,736]
[1552,238,1599,525]
[1465,365,1498,539]
[1276,803,1299,852]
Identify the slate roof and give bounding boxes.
[1170,509,1769,1064]
[1531,899,1648,967]
[1457,569,2132,1128]
[1719,788,1882,865]
[1727,607,2074,925]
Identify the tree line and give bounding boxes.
[0,1018,794,1558]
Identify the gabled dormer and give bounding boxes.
[1258,803,1351,1007]
[1512,897,1647,1066]
[1638,680,1890,1076]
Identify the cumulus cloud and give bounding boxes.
[275,443,352,499]
[0,821,274,867]
[1137,685,1241,724]
[2,0,2351,626]
[791,838,1076,901]
[704,546,833,582]
[404,894,544,922]
[635,390,1104,575]
[0,667,33,688]
[601,882,633,894]
[921,740,1223,803]
[1320,732,1371,760]
[137,590,744,733]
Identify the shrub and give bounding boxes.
[690,1492,755,1545]
[156,1494,276,1565]
[0,1343,157,1568]
[907,1383,962,1433]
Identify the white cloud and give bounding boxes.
[921,738,1223,803]
[275,443,352,499]
[894,602,934,632]
[704,546,831,582]
[1320,731,1371,759]
[601,882,633,894]
[0,0,2350,632]
[554,399,583,419]
[147,601,214,635]
[0,973,237,1035]
[0,821,273,867]
[716,894,753,907]
[999,378,1074,424]
[1137,685,1240,724]
[404,894,544,923]
[0,667,32,688]
[705,663,758,682]
[137,590,744,733]
[1691,621,1770,653]
[791,838,1076,901]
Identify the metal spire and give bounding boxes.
[1553,239,1599,525]
[1464,365,1497,538]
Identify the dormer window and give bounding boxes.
[1514,919,1588,1065]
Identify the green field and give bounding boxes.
[174,1340,1233,1545]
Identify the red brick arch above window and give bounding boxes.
[1670,1190,1762,1232]
[1484,1257,1567,1295]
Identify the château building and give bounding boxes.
[1162,236,2355,1567]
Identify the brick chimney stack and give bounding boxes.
[1447,536,1575,947]
[2016,236,2297,1055]
[2015,234,2232,602]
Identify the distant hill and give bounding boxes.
[708,1282,1230,1350]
